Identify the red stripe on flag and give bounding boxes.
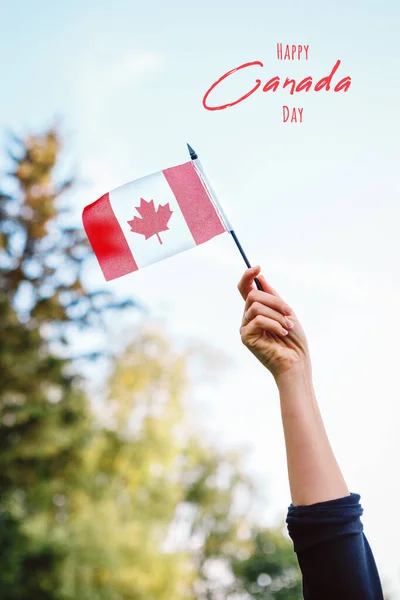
[162,162,226,245]
[82,193,138,281]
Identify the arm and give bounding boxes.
[238,265,347,506]
[237,266,384,599]
[275,362,348,506]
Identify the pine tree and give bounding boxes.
[0,127,302,600]
[0,128,132,599]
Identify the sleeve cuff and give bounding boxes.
[286,492,364,553]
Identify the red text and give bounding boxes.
[203,60,351,111]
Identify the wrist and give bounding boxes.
[274,359,313,392]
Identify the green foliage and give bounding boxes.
[232,527,302,599]
[0,128,133,348]
[74,330,302,600]
[0,127,132,598]
[0,128,302,600]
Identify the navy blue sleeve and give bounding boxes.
[286,493,384,599]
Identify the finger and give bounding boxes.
[244,289,293,316]
[243,302,295,329]
[258,274,280,297]
[241,315,289,342]
[237,266,261,301]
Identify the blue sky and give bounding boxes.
[2,0,400,595]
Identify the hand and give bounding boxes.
[238,266,310,379]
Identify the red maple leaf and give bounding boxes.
[127,198,173,245]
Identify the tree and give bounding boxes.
[0,128,132,599]
[0,127,302,600]
[59,328,302,600]
[0,127,132,344]
[231,527,302,599]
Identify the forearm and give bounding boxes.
[275,361,349,506]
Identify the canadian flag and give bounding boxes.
[82,161,228,281]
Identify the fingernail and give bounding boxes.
[281,328,288,336]
[283,305,292,315]
[285,319,295,329]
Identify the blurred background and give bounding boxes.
[1,1,400,598]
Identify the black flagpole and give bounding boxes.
[187,143,263,291]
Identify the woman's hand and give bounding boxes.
[238,266,310,379]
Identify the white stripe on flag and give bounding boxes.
[108,171,196,269]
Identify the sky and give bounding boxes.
[1,0,400,595]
